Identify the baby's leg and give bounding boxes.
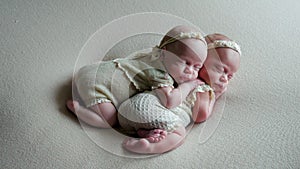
[123,125,186,154]
[66,100,117,128]
[137,129,167,143]
[89,102,117,127]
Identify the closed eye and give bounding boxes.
[215,66,224,73]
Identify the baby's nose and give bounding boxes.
[220,74,229,83]
[184,66,193,74]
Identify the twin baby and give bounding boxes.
[66,25,241,154]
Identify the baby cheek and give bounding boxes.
[192,73,198,79]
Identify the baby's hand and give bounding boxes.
[186,79,204,89]
[196,79,205,85]
[194,79,205,86]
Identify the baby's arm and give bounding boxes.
[155,79,203,109]
[192,91,216,123]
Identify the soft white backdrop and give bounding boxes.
[1,0,299,168]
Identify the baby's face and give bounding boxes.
[199,47,240,94]
[163,39,207,84]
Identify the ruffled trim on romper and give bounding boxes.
[186,84,214,107]
[90,98,112,107]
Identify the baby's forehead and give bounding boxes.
[179,38,206,48]
[210,56,239,74]
[178,39,207,54]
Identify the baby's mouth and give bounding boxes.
[217,83,224,89]
[181,76,191,81]
[213,83,225,91]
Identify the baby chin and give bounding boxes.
[212,84,227,93]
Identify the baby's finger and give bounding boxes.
[197,80,205,85]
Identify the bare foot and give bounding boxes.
[66,100,110,128]
[122,137,151,154]
[66,100,79,114]
[137,129,167,143]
